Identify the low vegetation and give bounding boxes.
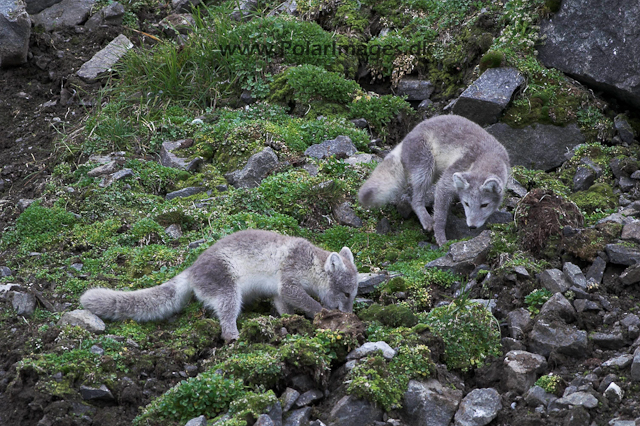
[2,0,633,424]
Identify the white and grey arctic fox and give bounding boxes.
[358,114,510,246]
[80,230,358,341]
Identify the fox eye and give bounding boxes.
[464,202,469,207]
[481,203,489,208]
[343,292,351,299]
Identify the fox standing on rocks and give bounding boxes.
[80,230,358,341]
[359,114,510,246]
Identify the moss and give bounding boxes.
[479,50,504,72]
[359,304,418,328]
[216,348,284,389]
[544,0,562,13]
[563,222,623,262]
[269,64,360,107]
[569,183,617,214]
[383,277,408,293]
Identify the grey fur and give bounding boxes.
[358,114,510,246]
[80,230,358,341]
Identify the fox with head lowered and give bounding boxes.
[81,230,358,341]
[359,114,510,246]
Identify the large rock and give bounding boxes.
[77,34,133,82]
[31,0,96,31]
[25,0,63,14]
[528,319,588,358]
[452,67,524,126]
[453,388,502,426]
[538,0,640,109]
[0,0,31,67]
[487,122,585,171]
[401,379,463,426]
[326,395,383,426]
[224,147,278,189]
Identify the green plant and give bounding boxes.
[346,344,433,410]
[133,371,245,425]
[424,297,501,371]
[525,288,553,315]
[535,373,562,394]
[479,50,504,71]
[269,64,361,106]
[349,94,413,135]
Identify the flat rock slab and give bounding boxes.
[77,34,133,83]
[452,67,524,126]
[487,122,585,171]
[305,136,356,159]
[0,0,31,67]
[31,0,96,31]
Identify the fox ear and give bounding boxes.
[339,247,355,265]
[453,172,469,190]
[481,176,503,194]
[325,252,346,272]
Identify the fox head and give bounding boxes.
[322,247,358,313]
[453,172,505,230]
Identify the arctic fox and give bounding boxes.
[80,230,358,341]
[358,114,510,246]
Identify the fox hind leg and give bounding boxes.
[408,166,435,232]
[193,266,242,342]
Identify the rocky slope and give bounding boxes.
[1,0,640,426]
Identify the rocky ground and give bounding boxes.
[2,0,640,426]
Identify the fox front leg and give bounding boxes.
[433,176,456,246]
[279,280,323,319]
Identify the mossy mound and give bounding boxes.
[563,222,623,262]
[358,303,418,328]
[569,183,617,214]
[515,189,584,256]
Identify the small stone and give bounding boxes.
[604,382,624,403]
[538,269,571,293]
[590,332,626,350]
[333,202,363,228]
[503,350,548,394]
[165,224,182,239]
[563,262,587,289]
[80,384,114,401]
[90,345,104,355]
[77,34,133,82]
[347,341,396,360]
[280,388,300,412]
[294,389,323,407]
[12,292,37,316]
[58,310,106,334]
[166,186,205,200]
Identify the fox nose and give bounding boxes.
[468,225,477,229]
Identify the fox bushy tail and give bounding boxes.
[80,270,193,322]
[358,147,406,208]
